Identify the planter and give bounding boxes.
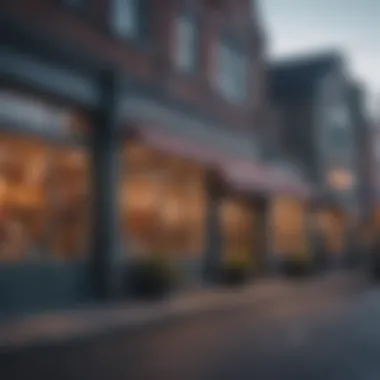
[126,260,174,299]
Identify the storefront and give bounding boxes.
[118,139,207,284]
[221,195,267,274]
[271,197,310,258]
[268,166,314,270]
[0,88,94,314]
[115,126,275,285]
[314,208,350,267]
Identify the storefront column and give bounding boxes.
[256,198,272,276]
[264,197,278,274]
[90,69,122,300]
[304,205,317,270]
[203,173,223,284]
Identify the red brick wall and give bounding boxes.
[2,0,267,131]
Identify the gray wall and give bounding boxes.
[274,99,318,183]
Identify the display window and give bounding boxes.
[316,210,347,256]
[221,198,253,262]
[272,197,309,256]
[120,140,206,259]
[48,145,91,259]
[0,90,91,262]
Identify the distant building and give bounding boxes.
[347,82,374,222]
[268,51,366,265]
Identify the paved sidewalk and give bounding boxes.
[0,270,367,352]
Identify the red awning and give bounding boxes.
[137,126,314,198]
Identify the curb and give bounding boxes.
[0,272,367,354]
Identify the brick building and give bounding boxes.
[0,0,312,315]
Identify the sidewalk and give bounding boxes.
[0,270,367,352]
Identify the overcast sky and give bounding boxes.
[260,0,380,114]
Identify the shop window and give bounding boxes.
[0,135,91,262]
[0,136,49,261]
[272,197,308,256]
[317,211,347,255]
[222,198,253,261]
[120,141,206,260]
[48,146,91,259]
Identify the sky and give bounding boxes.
[260,0,380,115]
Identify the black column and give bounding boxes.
[90,69,121,300]
[203,172,223,284]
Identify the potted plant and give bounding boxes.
[128,253,177,299]
[222,252,252,286]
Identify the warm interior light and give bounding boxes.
[328,169,354,191]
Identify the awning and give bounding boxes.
[137,125,314,198]
[137,126,273,192]
[268,167,314,198]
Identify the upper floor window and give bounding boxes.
[111,0,147,39]
[216,41,247,104]
[175,14,197,73]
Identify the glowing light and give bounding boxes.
[328,169,355,191]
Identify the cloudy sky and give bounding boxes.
[260,0,380,114]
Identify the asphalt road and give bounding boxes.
[1,285,380,380]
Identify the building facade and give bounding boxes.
[0,0,312,315]
[268,52,365,267]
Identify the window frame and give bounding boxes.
[173,10,200,75]
[109,0,151,43]
[214,35,248,104]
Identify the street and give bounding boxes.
[1,282,380,380]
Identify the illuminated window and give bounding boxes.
[48,146,91,259]
[222,198,254,261]
[327,169,354,191]
[121,141,206,259]
[0,89,91,262]
[0,136,49,261]
[272,197,308,255]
